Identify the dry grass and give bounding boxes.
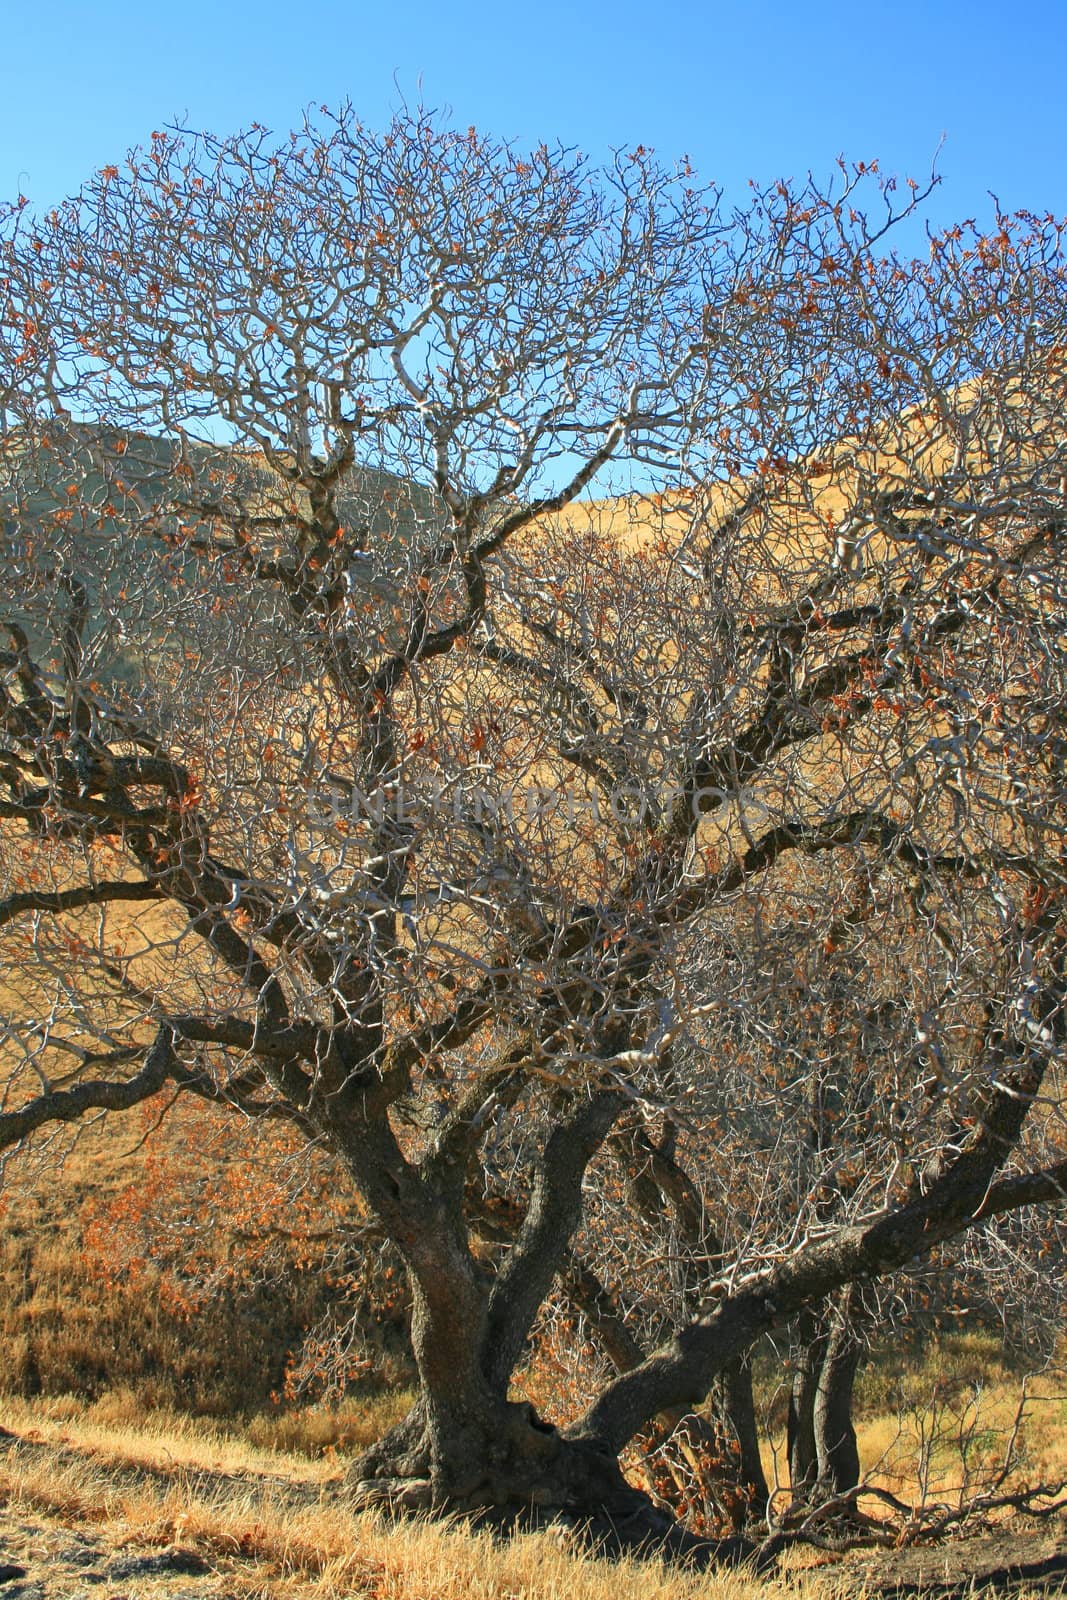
[3,1360,1066,1600]
[0,1409,828,1600]
[853,1368,1067,1506]
[0,1385,414,1472]
[0,1101,415,1417]
[747,1332,1067,1519]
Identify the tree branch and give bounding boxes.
[484,1085,625,1388]
[0,1026,178,1152]
[0,879,163,929]
[571,978,1062,1453]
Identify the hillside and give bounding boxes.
[0,421,446,687]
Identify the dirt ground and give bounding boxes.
[0,1512,221,1600]
[824,1527,1067,1598]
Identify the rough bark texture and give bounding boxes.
[788,1289,864,1502]
[788,1312,827,1498]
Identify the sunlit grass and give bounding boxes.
[2,1344,1065,1600]
[0,1386,414,1476]
[0,1411,828,1600]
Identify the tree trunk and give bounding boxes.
[712,1354,770,1523]
[787,1290,863,1504]
[338,1094,755,1561]
[787,1312,827,1499]
[813,1304,862,1497]
[348,1389,754,1562]
[351,1270,727,1548]
[349,1233,755,1559]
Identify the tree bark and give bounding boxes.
[713,1353,770,1523]
[787,1311,827,1499]
[349,1393,754,1563]
[786,1287,864,1503]
[813,1311,862,1497]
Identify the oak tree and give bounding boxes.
[1,108,1066,1550]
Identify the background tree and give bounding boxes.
[1,109,1066,1550]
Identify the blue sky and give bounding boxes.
[3,0,1065,247]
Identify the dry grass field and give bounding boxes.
[0,1096,420,1419]
[1,1380,1065,1600]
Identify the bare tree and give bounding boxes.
[1,110,1066,1551]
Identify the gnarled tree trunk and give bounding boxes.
[787,1309,827,1500]
[338,1081,738,1556]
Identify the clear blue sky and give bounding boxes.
[3,0,1065,242]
